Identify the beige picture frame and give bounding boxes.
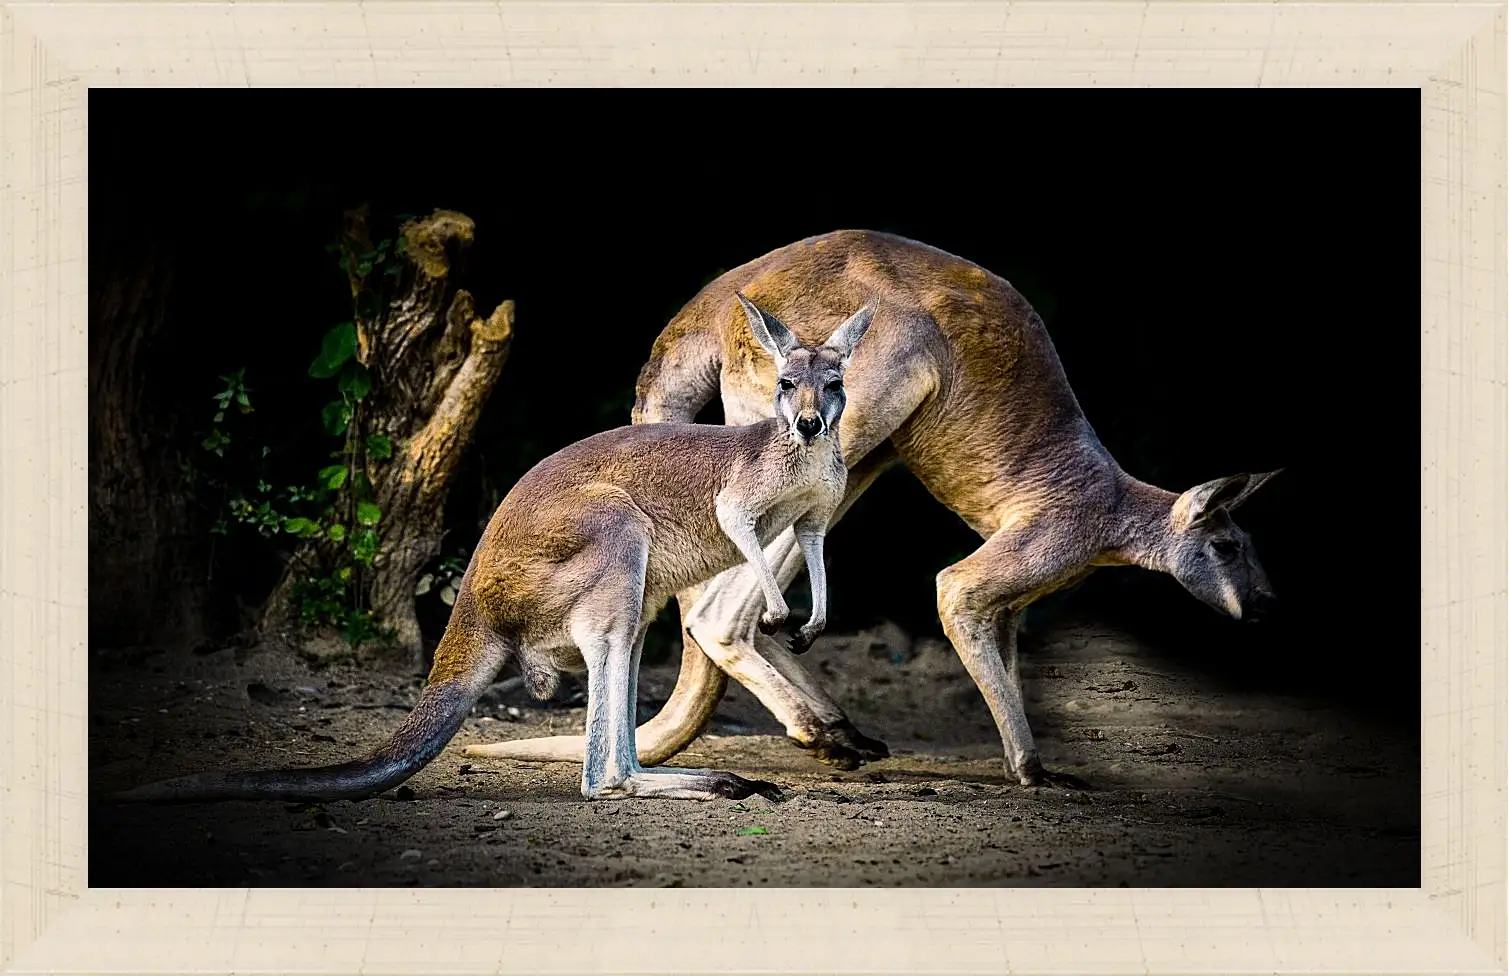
[1,2,1501,974]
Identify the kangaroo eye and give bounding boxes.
[825,380,843,393]
[778,379,795,391]
[1211,539,1240,558]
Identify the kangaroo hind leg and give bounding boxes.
[935,522,1095,790]
[569,522,779,802]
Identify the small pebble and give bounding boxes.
[399,849,422,861]
[492,809,513,821]
[506,706,522,719]
[426,858,440,868]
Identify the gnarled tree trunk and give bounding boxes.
[90,240,210,650]
[262,207,514,673]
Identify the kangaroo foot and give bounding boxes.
[611,767,784,802]
[1016,757,1089,790]
[794,718,891,770]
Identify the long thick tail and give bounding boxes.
[109,616,508,804]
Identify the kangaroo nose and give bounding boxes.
[1245,590,1278,624]
[795,415,823,440]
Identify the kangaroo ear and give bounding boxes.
[1172,470,1281,530]
[824,304,876,366]
[736,293,798,366]
[1225,468,1283,511]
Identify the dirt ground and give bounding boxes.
[89,618,1419,887]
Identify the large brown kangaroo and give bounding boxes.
[484,229,1280,788]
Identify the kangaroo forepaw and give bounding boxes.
[788,624,823,656]
[757,611,787,636]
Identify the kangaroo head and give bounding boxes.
[1163,470,1282,623]
[735,293,875,447]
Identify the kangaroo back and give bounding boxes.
[639,230,1110,533]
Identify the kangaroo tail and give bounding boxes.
[464,734,587,763]
[109,617,509,805]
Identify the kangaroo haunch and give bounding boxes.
[110,297,875,805]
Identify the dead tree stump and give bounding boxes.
[263,207,514,673]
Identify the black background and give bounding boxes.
[91,91,1420,724]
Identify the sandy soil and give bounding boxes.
[89,618,1419,887]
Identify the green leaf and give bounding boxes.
[439,585,456,607]
[236,391,252,409]
[283,517,319,537]
[352,471,374,500]
[356,259,373,276]
[201,430,229,456]
[213,411,225,423]
[736,826,769,836]
[395,234,408,254]
[326,523,347,542]
[338,361,372,400]
[318,465,349,490]
[308,322,358,379]
[414,573,434,596]
[356,502,382,526]
[321,399,352,436]
[366,435,393,460]
[351,528,380,566]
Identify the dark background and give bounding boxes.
[90,92,1420,724]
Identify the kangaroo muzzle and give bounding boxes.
[795,413,823,442]
[1243,588,1278,624]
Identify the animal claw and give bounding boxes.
[747,779,785,802]
[715,774,784,802]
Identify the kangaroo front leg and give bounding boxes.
[714,500,790,635]
[787,512,830,655]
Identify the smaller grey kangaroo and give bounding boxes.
[110,295,874,805]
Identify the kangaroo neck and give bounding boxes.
[1102,474,1179,573]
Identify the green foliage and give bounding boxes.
[193,224,420,652]
[308,322,357,379]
